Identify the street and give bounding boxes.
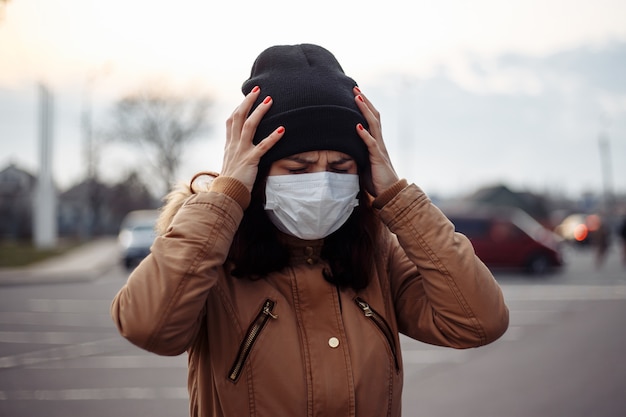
[0,244,625,417]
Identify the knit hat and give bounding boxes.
[241,44,369,169]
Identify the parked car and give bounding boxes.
[441,204,564,275]
[118,209,159,270]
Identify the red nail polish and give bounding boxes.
[357,95,364,102]
[252,86,260,93]
[354,87,361,93]
[357,123,364,131]
[263,96,272,104]
[277,126,285,134]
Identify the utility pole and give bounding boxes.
[33,83,58,249]
[80,64,111,240]
[79,75,96,240]
[598,131,614,215]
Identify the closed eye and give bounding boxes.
[288,168,308,174]
[329,161,354,173]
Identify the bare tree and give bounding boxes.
[107,82,212,196]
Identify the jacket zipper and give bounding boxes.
[228,299,278,382]
[355,297,400,371]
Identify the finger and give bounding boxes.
[356,123,381,157]
[353,87,381,119]
[241,95,274,141]
[353,90,392,156]
[225,109,235,149]
[230,86,262,140]
[253,126,285,158]
[357,122,395,167]
[354,93,383,140]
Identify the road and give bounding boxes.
[0,244,624,417]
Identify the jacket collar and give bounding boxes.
[278,233,324,266]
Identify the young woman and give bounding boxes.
[111,44,509,417]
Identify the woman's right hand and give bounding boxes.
[221,86,285,192]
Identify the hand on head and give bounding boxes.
[353,87,400,197]
[221,87,285,192]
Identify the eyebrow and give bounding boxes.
[329,157,353,165]
[284,156,353,164]
[284,156,315,163]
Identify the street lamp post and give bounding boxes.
[34,83,58,249]
[79,65,111,240]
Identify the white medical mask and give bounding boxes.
[264,171,360,240]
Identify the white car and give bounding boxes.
[118,210,160,270]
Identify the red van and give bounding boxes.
[442,205,564,275]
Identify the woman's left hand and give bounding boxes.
[354,87,400,197]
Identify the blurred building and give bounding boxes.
[0,163,158,241]
[59,171,158,237]
[0,163,36,240]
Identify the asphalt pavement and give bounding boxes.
[0,237,121,286]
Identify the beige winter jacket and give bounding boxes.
[111,177,509,417]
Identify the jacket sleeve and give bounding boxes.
[110,177,247,356]
[376,183,509,348]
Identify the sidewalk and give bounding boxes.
[0,237,121,286]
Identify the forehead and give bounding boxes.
[283,150,354,162]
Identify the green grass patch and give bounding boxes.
[0,240,80,268]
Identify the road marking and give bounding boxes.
[0,337,128,369]
[400,324,523,366]
[402,348,468,364]
[0,331,114,344]
[508,309,561,326]
[27,299,111,313]
[28,355,187,369]
[0,312,112,327]
[501,285,626,301]
[0,387,188,400]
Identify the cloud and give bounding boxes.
[500,41,626,93]
[366,41,626,197]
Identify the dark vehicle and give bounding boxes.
[118,210,159,270]
[442,205,563,275]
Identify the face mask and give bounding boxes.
[264,171,360,240]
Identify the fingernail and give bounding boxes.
[252,86,260,93]
[357,123,364,131]
[357,95,364,102]
[354,86,361,93]
[277,126,285,134]
[263,96,272,104]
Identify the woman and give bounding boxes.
[111,44,509,417]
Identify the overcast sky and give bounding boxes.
[1,0,625,199]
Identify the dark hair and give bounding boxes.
[227,166,380,290]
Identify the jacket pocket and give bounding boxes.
[228,299,278,382]
[354,297,400,372]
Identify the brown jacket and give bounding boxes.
[111,178,509,417]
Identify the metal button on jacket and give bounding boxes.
[305,246,315,264]
[328,337,340,348]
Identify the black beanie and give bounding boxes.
[241,44,369,169]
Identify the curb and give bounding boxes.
[0,265,115,286]
[0,237,121,286]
